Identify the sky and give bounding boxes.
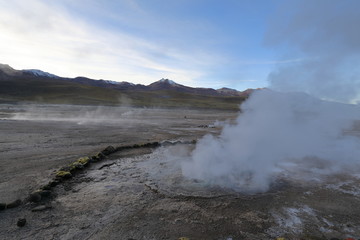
[0,0,359,96]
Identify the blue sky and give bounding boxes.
[1,0,357,96]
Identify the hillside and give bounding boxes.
[0,64,251,110]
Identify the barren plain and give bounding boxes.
[1,104,360,240]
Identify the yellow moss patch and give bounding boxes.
[77,157,90,165]
[68,156,90,171]
[56,171,72,178]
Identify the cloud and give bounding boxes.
[0,0,219,85]
[264,0,360,103]
[238,58,305,65]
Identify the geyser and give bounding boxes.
[182,0,360,193]
[182,90,360,193]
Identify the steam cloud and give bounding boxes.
[265,0,360,103]
[182,90,360,192]
[182,0,360,193]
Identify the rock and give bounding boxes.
[29,189,52,202]
[39,190,51,197]
[29,192,42,202]
[116,145,132,151]
[55,171,72,179]
[41,183,52,190]
[98,152,106,159]
[91,152,106,162]
[0,203,7,210]
[49,180,60,187]
[68,157,90,172]
[7,199,22,208]
[101,145,115,155]
[68,162,83,172]
[31,205,51,212]
[17,218,26,227]
[59,166,72,172]
[142,142,159,148]
[77,156,90,166]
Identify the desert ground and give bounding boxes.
[1,104,360,240]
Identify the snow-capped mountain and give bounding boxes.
[158,78,177,85]
[23,69,59,78]
[148,78,183,89]
[0,63,254,98]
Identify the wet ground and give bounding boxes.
[1,104,360,240]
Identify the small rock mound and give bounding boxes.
[17,218,26,227]
[101,145,116,155]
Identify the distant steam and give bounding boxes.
[10,105,146,125]
[182,0,360,193]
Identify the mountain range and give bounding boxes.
[0,63,254,109]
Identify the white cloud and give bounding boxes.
[237,58,305,65]
[0,0,216,85]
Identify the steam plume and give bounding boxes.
[265,0,360,103]
[182,0,360,192]
[182,90,360,192]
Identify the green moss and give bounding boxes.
[90,152,106,162]
[67,156,90,172]
[77,157,90,165]
[56,171,72,178]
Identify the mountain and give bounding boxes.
[0,64,254,109]
[148,78,220,96]
[217,87,242,96]
[69,77,243,97]
[70,77,148,91]
[22,69,59,78]
[0,64,247,97]
[0,64,20,77]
